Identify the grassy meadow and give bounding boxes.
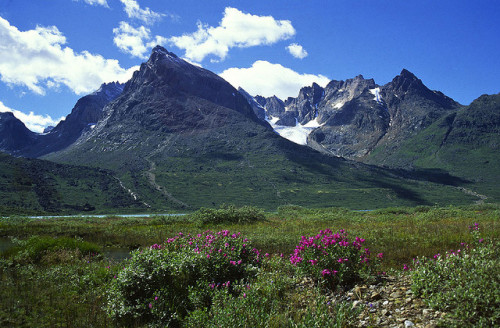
[0,204,498,327]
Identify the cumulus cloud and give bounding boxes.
[287,43,308,59]
[78,0,109,7]
[0,16,138,95]
[120,0,164,25]
[113,22,166,59]
[0,100,64,133]
[220,61,330,100]
[168,7,295,63]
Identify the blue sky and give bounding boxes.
[0,0,499,132]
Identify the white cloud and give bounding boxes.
[168,7,296,63]
[113,21,166,59]
[120,0,164,25]
[220,61,330,100]
[0,16,138,95]
[78,0,109,7]
[287,43,308,59]
[0,100,64,133]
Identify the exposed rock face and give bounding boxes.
[238,87,266,121]
[367,69,460,163]
[308,91,390,158]
[0,112,37,155]
[284,82,325,124]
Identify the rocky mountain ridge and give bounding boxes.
[246,69,461,160]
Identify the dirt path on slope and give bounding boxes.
[455,186,488,205]
[145,158,190,209]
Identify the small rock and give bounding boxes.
[390,291,402,298]
[369,308,377,313]
[352,300,362,308]
[383,300,389,306]
[404,320,415,327]
[381,309,390,316]
[405,297,412,304]
[422,309,431,315]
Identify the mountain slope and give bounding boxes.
[365,93,500,201]
[0,152,145,215]
[0,82,123,158]
[45,47,475,210]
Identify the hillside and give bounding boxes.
[365,93,500,201]
[0,152,145,215]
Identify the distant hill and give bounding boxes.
[0,152,145,215]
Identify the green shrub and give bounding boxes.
[4,236,100,264]
[191,204,265,225]
[290,229,380,289]
[410,224,500,327]
[106,230,261,326]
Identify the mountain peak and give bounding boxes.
[151,45,178,58]
[400,69,418,80]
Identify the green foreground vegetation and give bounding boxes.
[1,204,499,327]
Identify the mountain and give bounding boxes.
[44,46,475,210]
[250,70,461,160]
[0,82,124,158]
[0,112,37,155]
[367,93,500,200]
[0,151,145,215]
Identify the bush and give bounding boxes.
[106,230,261,326]
[184,255,360,328]
[191,204,265,225]
[290,229,378,289]
[410,224,500,327]
[3,236,100,264]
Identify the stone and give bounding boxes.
[390,291,402,298]
[404,320,415,327]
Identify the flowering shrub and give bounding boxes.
[410,224,499,327]
[184,254,360,327]
[290,229,375,288]
[106,230,260,326]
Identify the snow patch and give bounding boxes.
[265,116,323,145]
[333,100,345,109]
[369,87,383,104]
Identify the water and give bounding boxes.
[25,213,186,219]
[102,247,133,261]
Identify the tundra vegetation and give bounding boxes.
[0,204,498,327]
